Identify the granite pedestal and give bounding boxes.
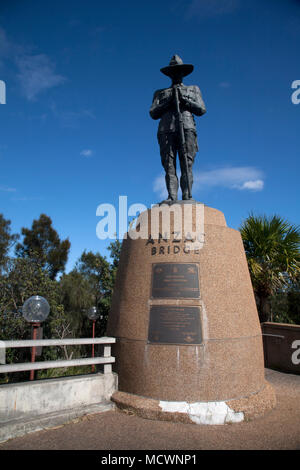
[107,204,276,424]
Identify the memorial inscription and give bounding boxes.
[152,263,200,298]
[148,305,202,344]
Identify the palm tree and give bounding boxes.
[240,214,300,323]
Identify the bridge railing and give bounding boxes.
[0,337,116,375]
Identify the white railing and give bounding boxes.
[0,337,116,375]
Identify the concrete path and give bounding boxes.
[1,369,299,450]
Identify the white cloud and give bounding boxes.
[0,27,66,101]
[153,166,264,198]
[194,166,264,191]
[16,54,66,101]
[80,149,93,157]
[239,180,264,191]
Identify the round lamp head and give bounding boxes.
[22,296,50,323]
[87,307,99,321]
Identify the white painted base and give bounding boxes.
[159,400,244,425]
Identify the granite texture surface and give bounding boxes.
[107,205,276,420]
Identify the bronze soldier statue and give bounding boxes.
[150,55,206,203]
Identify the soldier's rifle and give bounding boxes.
[173,85,191,199]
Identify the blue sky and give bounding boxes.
[0,0,299,272]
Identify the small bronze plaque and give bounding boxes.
[148,305,202,344]
[152,263,199,298]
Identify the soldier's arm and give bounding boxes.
[149,89,173,120]
[180,86,206,116]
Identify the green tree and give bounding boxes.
[59,270,94,335]
[286,283,300,324]
[60,242,122,339]
[107,239,122,286]
[0,214,18,271]
[76,251,111,311]
[15,214,70,280]
[240,214,300,323]
[107,239,122,268]
[0,255,68,382]
[271,277,300,325]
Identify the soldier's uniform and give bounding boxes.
[150,56,206,201]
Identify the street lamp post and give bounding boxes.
[87,307,100,373]
[22,295,50,381]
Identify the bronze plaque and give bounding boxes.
[148,305,202,345]
[152,263,199,299]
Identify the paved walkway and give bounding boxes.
[1,369,300,450]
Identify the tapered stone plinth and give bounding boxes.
[107,204,276,424]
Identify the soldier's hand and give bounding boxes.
[179,90,189,105]
[163,89,174,103]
